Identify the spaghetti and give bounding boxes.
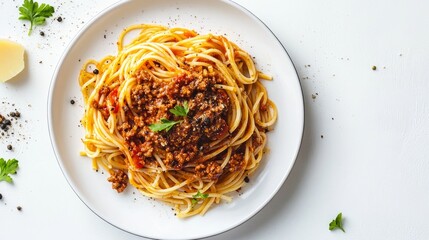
[78,24,277,218]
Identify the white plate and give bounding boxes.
[47,0,304,239]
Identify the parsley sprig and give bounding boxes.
[169,101,189,117]
[148,118,181,132]
[0,158,19,183]
[149,102,189,132]
[329,212,345,232]
[191,190,209,206]
[19,0,55,36]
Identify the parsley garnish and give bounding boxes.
[191,190,209,206]
[329,212,345,232]
[19,0,55,36]
[0,158,19,183]
[149,102,189,132]
[149,118,181,132]
[169,101,189,117]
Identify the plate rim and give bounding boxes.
[47,0,305,239]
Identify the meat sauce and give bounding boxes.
[94,65,248,181]
[117,66,245,180]
[107,169,128,193]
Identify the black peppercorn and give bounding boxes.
[93,69,99,74]
[40,31,45,36]
[7,145,12,150]
[244,176,250,183]
[57,16,63,22]
[70,99,75,105]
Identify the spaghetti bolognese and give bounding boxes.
[78,24,277,218]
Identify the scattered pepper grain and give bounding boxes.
[244,176,250,183]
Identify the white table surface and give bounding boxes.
[1,0,428,239]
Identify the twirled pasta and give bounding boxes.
[79,24,277,218]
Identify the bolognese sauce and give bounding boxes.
[116,66,245,180]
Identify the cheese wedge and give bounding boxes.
[0,39,25,82]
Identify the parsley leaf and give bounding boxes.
[191,190,209,206]
[148,118,181,132]
[329,212,345,232]
[149,102,189,132]
[193,190,209,199]
[169,101,189,117]
[0,158,19,183]
[19,0,55,36]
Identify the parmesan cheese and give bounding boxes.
[0,39,25,82]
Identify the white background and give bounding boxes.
[1,0,428,239]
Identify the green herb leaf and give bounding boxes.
[169,101,189,117]
[329,212,345,232]
[193,190,209,199]
[148,102,189,132]
[0,158,19,183]
[148,118,181,132]
[19,0,55,35]
[191,190,209,207]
